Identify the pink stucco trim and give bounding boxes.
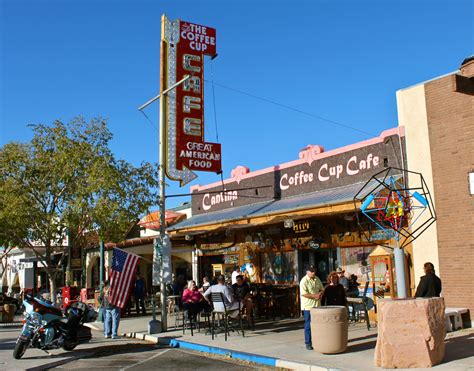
[190,127,404,192]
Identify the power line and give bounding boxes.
[205,79,377,138]
[139,110,158,131]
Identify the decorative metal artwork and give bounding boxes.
[353,167,436,248]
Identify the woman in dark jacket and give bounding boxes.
[321,272,347,306]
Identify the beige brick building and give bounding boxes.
[397,57,474,323]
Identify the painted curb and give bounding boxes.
[163,338,277,367]
[122,331,336,370]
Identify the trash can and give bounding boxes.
[62,286,79,309]
[310,306,348,353]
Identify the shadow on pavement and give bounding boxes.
[348,333,378,343]
[443,333,474,363]
[26,342,159,371]
[0,338,18,351]
[345,340,377,353]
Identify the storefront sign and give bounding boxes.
[293,220,310,234]
[369,229,395,241]
[70,244,82,269]
[161,15,221,186]
[279,153,380,191]
[191,130,404,214]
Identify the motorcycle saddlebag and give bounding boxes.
[77,325,92,342]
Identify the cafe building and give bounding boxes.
[168,127,410,309]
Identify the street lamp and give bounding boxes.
[139,74,191,333]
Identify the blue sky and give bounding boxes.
[1,0,472,209]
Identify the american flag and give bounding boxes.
[109,248,140,308]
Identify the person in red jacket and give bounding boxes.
[182,280,209,319]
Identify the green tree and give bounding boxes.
[0,117,159,302]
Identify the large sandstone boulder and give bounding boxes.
[374,298,446,368]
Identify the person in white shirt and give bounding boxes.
[204,275,240,314]
[199,276,211,292]
[231,267,240,285]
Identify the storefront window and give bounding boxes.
[339,246,375,282]
[261,251,297,284]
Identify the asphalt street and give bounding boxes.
[0,327,273,370]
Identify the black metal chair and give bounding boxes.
[182,306,195,336]
[348,281,371,330]
[182,301,212,336]
[210,292,244,341]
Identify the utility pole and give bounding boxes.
[99,239,105,291]
[139,74,191,333]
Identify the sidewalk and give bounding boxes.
[87,314,474,370]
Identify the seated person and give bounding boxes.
[321,271,347,306]
[203,275,240,317]
[199,276,211,293]
[232,274,254,319]
[336,268,350,291]
[347,274,360,297]
[181,280,209,319]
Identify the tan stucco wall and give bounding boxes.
[396,84,439,286]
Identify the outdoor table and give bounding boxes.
[254,284,299,319]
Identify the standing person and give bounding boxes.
[100,281,121,339]
[134,273,146,315]
[299,266,324,350]
[231,266,240,285]
[336,267,349,292]
[415,262,442,298]
[173,275,186,297]
[321,272,347,306]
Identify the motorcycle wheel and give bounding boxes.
[62,343,77,351]
[13,339,28,359]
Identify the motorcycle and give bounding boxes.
[13,294,97,359]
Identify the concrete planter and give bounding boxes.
[310,306,348,354]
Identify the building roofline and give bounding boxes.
[397,70,459,92]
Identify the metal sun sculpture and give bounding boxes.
[353,167,436,249]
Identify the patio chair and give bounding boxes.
[210,292,244,341]
[168,296,183,329]
[182,301,212,336]
[348,281,371,330]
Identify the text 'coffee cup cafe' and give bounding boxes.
[167,128,411,316]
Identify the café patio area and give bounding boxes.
[87,314,473,370]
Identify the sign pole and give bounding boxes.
[143,15,220,332]
[394,239,407,298]
[141,73,191,335]
[158,82,168,332]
